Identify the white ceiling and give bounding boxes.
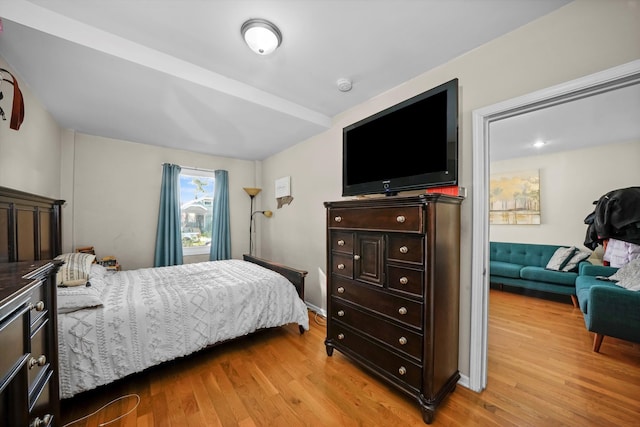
[0,0,580,160]
[490,82,640,161]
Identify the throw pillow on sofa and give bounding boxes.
[561,250,592,272]
[608,258,640,291]
[546,247,576,271]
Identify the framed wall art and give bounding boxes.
[489,169,540,225]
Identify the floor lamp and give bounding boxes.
[243,187,273,255]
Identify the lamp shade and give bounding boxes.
[241,19,282,55]
[243,187,262,197]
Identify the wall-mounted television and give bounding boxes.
[342,78,458,197]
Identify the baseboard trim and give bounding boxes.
[306,302,327,318]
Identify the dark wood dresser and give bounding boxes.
[324,194,462,424]
[0,260,62,427]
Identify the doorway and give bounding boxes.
[468,59,640,392]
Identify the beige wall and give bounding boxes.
[261,0,640,378]
[0,57,62,198]
[490,140,640,251]
[1,0,639,383]
[61,132,262,269]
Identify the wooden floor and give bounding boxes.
[60,289,640,426]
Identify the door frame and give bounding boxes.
[468,59,640,392]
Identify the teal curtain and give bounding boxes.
[209,169,231,260]
[154,163,183,267]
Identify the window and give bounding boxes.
[179,168,215,256]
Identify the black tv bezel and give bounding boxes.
[342,78,458,197]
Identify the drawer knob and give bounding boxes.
[30,414,52,427]
[399,276,408,285]
[337,263,345,270]
[399,246,409,254]
[31,301,45,312]
[353,254,360,260]
[396,215,406,223]
[337,310,345,317]
[337,239,345,246]
[28,355,47,369]
[337,287,345,294]
[398,307,408,315]
[337,333,345,340]
[334,216,342,223]
[399,336,407,345]
[398,366,407,376]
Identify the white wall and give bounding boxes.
[61,132,263,269]
[260,0,640,379]
[0,57,62,198]
[490,140,640,251]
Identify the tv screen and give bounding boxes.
[342,78,458,196]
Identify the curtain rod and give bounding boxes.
[161,163,216,173]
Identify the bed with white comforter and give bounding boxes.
[57,259,309,399]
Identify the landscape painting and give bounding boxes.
[489,170,541,225]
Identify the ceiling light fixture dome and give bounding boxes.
[241,18,282,55]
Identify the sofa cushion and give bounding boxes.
[576,275,622,314]
[490,242,561,269]
[490,261,524,279]
[520,266,577,286]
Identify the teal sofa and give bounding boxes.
[490,242,585,306]
[575,264,640,352]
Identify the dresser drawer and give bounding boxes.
[331,231,354,253]
[388,265,424,297]
[387,234,424,265]
[331,253,354,278]
[28,321,50,392]
[329,206,423,233]
[28,280,47,327]
[332,299,423,360]
[0,303,29,385]
[330,323,422,391]
[332,278,422,329]
[29,369,54,426]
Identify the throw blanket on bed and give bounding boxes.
[58,260,309,398]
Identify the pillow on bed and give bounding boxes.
[90,263,108,278]
[57,276,106,313]
[54,252,96,285]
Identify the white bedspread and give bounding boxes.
[57,259,309,398]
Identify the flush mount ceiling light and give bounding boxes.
[533,140,546,148]
[241,18,282,55]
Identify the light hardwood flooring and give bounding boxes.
[60,289,640,426]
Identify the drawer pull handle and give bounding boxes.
[399,246,409,254]
[337,263,345,270]
[353,254,360,260]
[30,301,45,312]
[334,216,342,223]
[398,366,407,376]
[399,276,408,285]
[399,337,407,345]
[28,355,47,369]
[337,333,345,340]
[337,310,345,317]
[398,307,408,315]
[396,215,406,223]
[337,239,345,246]
[30,414,52,427]
[337,287,345,294]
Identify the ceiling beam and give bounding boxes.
[1,0,332,128]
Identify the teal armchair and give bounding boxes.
[575,264,640,351]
